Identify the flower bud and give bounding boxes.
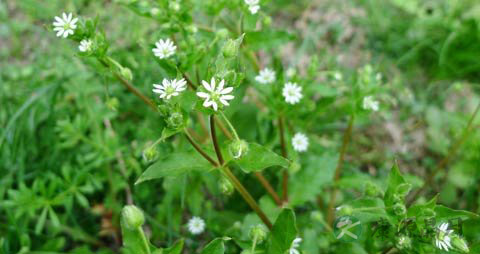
[120,67,133,81]
[187,24,198,33]
[249,225,267,243]
[222,39,238,58]
[263,16,272,27]
[166,112,184,129]
[169,1,181,11]
[142,146,158,162]
[216,28,229,39]
[421,208,436,218]
[393,203,406,216]
[396,235,412,250]
[219,177,234,195]
[228,139,248,159]
[337,205,353,216]
[364,182,381,197]
[311,211,324,222]
[395,183,412,197]
[106,97,119,111]
[451,234,469,253]
[286,67,296,78]
[122,205,145,229]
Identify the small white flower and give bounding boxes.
[196,78,235,111]
[292,133,309,152]
[245,0,260,14]
[187,216,205,235]
[152,78,187,100]
[249,5,260,14]
[245,0,259,5]
[376,73,382,81]
[435,223,453,252]
[286,67,296,78]
[152,39,176,59]
[289,237,302,254]
[255,68,276,84]
[362,96,379,111]
[282,82,303,104]
[334,72,342,81]
[52,12,78,38]
[78,39,93,52]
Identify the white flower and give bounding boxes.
[376,73,382,81]
[78,39,93,52]
[282,82,303,104]
[187,216,205,235]
[292,133,309,152]
[289,237,302,254]
[196,78,234,111]
[245,0,260,14]
[249,5,260,14]
[333,71,342,81]
[152,39,176,59]
[362,96,379,111]
[255,68,276,84]
[152,78,187,100]
[245,0,259,5]
[435,223,453,252]
[52,13,78,38]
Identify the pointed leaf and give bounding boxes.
[233,143,289,172]
[267,209,298,254]
[384,163,407,207]
[201,237,229,254]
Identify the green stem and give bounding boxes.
[220,111,240,141]
[138,227,151,254]
[251,234,258,253]
[327,114,355,225]
[278,116,289,203]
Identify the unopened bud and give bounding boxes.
[263,16,272,27]
[451,234,470,253]
[169,2,181,11]
[122,205,145,229]
[219,177,234,195]
[364,182,381,197]
[229,139,248,159]
[120,67,133,81]
[395,183,412,197]
[166,112,184,129]
[337,205,353,216]
[249,224,267,243]
[222,39,238,58]
[393,203,406,216]
[143,146,158,162]
[106,97,119,111]
[216,28,229,39]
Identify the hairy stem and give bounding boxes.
[210,115,273,229]
[278,116,289,203]
[327,114,355,225]
[184,130,218,167]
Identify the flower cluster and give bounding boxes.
[245,0,260,14]
[362,96,379,111]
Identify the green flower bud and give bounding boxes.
[150,7,160,16]
[421,208,436,217]
[395,183,412,197]
[142,146,158,162]
[263,16,272,27]
[311,211,324,222]
[229,139,248,159]
[166,112,184,129]
[219,177,234,195]
[364,182,381,197]
[393,203,406,216]
[106,97,119,111]
[249,224,267,243]
[169,1,181,11]
[122,205,145,229]
[120,67,133,81]
[451,234,469,253]
[337,205,353,216]
[187,25,198,33]
[289,160,301,173]
[222,39,240,58]
[216,28,229,39]
[396,235,412,250]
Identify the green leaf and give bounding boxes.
[245,30,296,50]
[201,238,229,254]
[48,206,61,229]
[136,151,215,184]
[35,207,48,234]
[267,209,298,254]
[407,195,437,218]
[435,205,479,221]
[164,239,184,254]
[348,198,387,223]
[233,143,289,173]
[384,162,407,207]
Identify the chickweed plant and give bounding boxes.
[1,0,480,253]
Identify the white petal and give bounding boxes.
[220,95,234,100]
[220,87,233,94]
[202,80,212,92]
[212,102,218,111]
[217,79,225,91]
[196,92,210,98]
[210,78,216,90]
